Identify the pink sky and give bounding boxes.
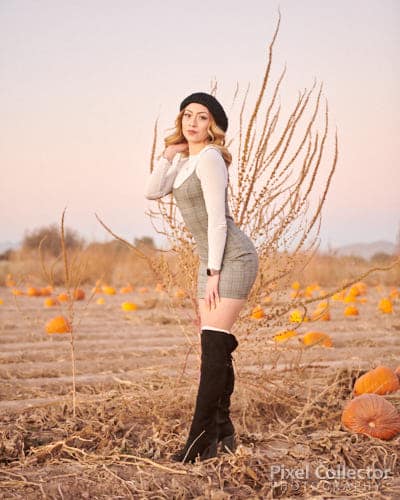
[1,0,399,250]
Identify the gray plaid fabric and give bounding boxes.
[172,167,258,299]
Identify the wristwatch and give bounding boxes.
[207,268,220,276]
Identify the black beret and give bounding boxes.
[179,92,228,132]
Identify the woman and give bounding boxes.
[145,92,259,463]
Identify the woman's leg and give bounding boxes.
[198,297,247,331]
[171,298,248,462]
[198,297,247,452]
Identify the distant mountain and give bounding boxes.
[333,240,396,259]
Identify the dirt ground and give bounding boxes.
[0,285,399,499]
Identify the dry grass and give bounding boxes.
[1,279,399,498]
[1,367,399,498]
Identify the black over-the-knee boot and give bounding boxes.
[216,332,238,452]
[171,329,230,463]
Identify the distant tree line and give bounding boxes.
[0,224,157,260]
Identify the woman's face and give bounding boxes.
[181,103,211,145]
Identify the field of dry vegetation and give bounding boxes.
[0,247,399,499]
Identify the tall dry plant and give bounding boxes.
[39,209,99,417]
[101,11,399,337]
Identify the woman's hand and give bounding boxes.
[163,143,188,162]
[205,274,221,311]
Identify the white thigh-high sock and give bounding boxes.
[201,325,230,335]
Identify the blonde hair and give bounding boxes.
[163,109,232,167]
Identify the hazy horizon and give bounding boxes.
[1,0,399,250]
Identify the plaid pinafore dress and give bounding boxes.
[172,146,259,299]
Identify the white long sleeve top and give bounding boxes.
[145,147,228,270]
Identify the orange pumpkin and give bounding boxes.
[310,302,331,321]
[102,285,116,295]
[378,298,393,314]
[344,305,359,316]
[332,290,346,301]
[45,316,71,334]
[5,274,16,287]
[354,366,400,396]
[44,297,59,307]
[120,284,133,294]
[273,330,297,343]
[291,281,301,290]
[289,309,308,323]
[341,393,400,440]
[27,287,41,297]
[121,302,137,311]
[58,292,69,302]
[251,305,265,319]
[302,331,333,348]
[73,288,85,301]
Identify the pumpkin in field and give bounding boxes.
[175,288,186,298]
[11,288,24,296]
[0,298,3,305]
[273,330,297,343]
[344,305,359,316]
[389,287,399,300]
[301,331,333,348]
[332,290,346,301]
[58,292,69,302]
[40,286,53,296]
[341,393,400,440]
[291,281,300,291]
[121,302,137,311]
[102,285,116,295]
[354,366,400,396]
[289,309,308,323]
[310,301,331,321]
[251,305,265,319]
[73,288,85,301]
[27,287,41,297]
[343,292,358,303]
[45,316,71,334]
[44,297,59,307]
[96,297,105,305]
[120,284,133,294]
[5,274,16,287]
[378,298,393,314]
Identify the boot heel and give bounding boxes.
[200,438,218,461]
[220,434,236,453]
